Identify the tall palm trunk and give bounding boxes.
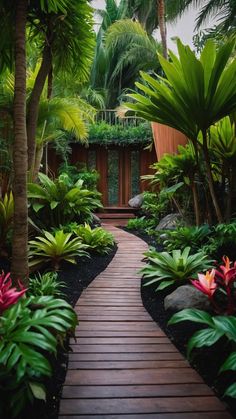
[11,0,28,282]
[157,0,167,59]
[27,43,52,173]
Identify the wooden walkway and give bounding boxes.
[59,225,232,418]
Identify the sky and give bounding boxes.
[91,0,216,52]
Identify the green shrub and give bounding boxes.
[169,309,236,399]
[88,121,152,145]
[28,172,102,228]
[126,216,156,232]
[29,230,89,270]
[0,295,77,417]
[58,164,99,190]
[141,247,213,291]
[202,222,236,259]
[29,272,65,297]
[164,225,211,252]
[74,223,115,254]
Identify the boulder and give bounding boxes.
[164,285,211,312]
[128,194,144,209]
[156,213,183,231]
[91,213,101,226]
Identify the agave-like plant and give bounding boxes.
[29,230,89,270]
[141,246,213,291]
[74,223,115,254]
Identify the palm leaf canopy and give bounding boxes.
[126,39,236,141]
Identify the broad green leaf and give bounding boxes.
[168,308,214,327]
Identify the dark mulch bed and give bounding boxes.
[0,246,117,419]
[123,227,236,418]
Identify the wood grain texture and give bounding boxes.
[59,226,232,418]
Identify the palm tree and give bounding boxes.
[26,0,95,175]
[126,39,236,223]
[0,0,95,282]
[11,0,28,281]
[166,0,236,33]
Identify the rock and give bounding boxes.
[128,194,144,209]
[164,285,211,312]
[156,213,183,231]
[91,213,101,226]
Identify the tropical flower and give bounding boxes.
[218,256,236,286]
[0,271,27,314]
[191,269,217,297]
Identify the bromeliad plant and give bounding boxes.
[168,309,236,399]
[141,246,213,291]
[0,271,27,314]
[191,256,236,315]
[29,230,89,270]
[164,225,211,253]
[28,272,65,298]
[28,172,102,228]
[74,223,115,254]
[0,295,77,417]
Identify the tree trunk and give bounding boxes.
[191,179,200,226]
[157,0,168,59]
[32,146,44,181]
[27,44,52,173]
[11,0,28,282]
[202,131,223,223]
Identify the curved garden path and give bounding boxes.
[59,225,232,419]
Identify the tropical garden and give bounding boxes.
[0,0,236,417]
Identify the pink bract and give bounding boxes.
[0,271,27,314]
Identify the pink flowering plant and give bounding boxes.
[191,256,236,315]
[0,271,27,314]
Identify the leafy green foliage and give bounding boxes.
[141,191,171,222]
[164,225,211,252]
[127,39,236,140]
[29,272,65,297]
[202,222,236,259]
[74,223,115,254]
[0,191,14,252]
[28,173,102,228]
[126,216,156,232]
[88,120,152,145]
[29,230,89,270]
[0,295,77,417]
[58,164,99,190]
[141,247,213,291]
[168,308,236,398]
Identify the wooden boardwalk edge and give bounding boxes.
[59,225,232,418]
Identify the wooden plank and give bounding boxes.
[76,322,160,331]
[74,330,166,337]
[72,337,170,345]
[65,368,203,385]
[59,397,226,415]
[69,352,184,362]
[62,383,213,399]
[69,344,178,353]
[67,360,189,370]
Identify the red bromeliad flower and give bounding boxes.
[191,269,217,297]
[217,256,236,286]
[0,271,27,314]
